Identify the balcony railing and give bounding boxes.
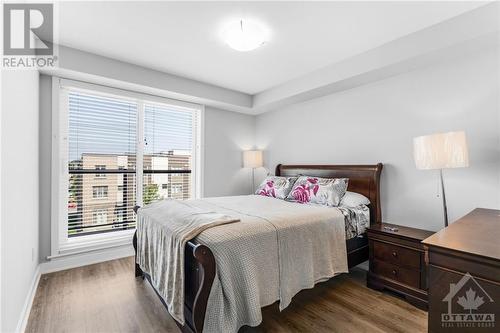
[67,169,191,237]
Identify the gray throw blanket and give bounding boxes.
[135,199,240,325]
[137,195,348,333]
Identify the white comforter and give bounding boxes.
[137,195,348,333]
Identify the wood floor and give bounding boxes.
[26,257,427,333]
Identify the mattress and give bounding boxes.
[339,204,370,240]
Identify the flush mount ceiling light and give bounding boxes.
[223,19,268,52]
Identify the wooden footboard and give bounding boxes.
[132,207,216,333]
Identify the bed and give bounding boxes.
[133,163,383,333]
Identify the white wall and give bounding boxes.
[256,48,500,231]
[1,70,40,332]
[204,107,255,197]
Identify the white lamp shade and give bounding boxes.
[413,131,469,170]
[243,150,263,168]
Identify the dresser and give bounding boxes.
[422,208,500,333]
[367,223,434,310]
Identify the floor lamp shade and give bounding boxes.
[244,150,263,193]
[413,131,469,170]
[243,150,263,168]
[413,130,469,227]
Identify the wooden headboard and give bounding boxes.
[276,164,383,225]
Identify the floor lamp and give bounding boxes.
[243,150,263,192]
[413,131,469,227]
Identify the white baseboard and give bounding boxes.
[40,244,134,274]
[16,266,41,333]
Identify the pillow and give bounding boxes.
[286,176,348,207]
[255,176,298,199]
[340,191,371,207]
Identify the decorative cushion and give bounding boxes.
[286,176,348,207]
[340,191,371,207]
[255,176,298,199]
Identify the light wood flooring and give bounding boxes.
[26,257,426,333]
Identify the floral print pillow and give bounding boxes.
[286,176,348,207]
[255,176,298,199]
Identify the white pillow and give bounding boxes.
[340,191,370,207]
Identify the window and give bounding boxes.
[95,165,106,178]
[172,184,183,194]
[92,186,108,199]
[92,209,108,225]
[54,79,202,254]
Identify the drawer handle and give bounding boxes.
[392,251,398,257]
[392,269,398,276]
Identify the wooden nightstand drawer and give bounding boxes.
[367,223,435,310]
[373,241,421,269]
[371,259,420,289]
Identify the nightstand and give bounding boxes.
[367,223,434,310]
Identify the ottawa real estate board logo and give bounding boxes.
[442,272,495,330]
[2,3,57,69]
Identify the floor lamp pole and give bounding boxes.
[440,169,449,227]
[251,168,255,193]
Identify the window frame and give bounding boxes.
[51,78,204,258]
[172,184,183,194]
[94,165,107,178]
[92,186,109,199]
[92,209,108,225]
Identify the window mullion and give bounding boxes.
[136,100,145,207]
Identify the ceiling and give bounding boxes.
[58,1,487,95]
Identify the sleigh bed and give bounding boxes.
[133,163,383,333]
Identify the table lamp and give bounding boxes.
[413,131,469,227]
[243,150,263,192]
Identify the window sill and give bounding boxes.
[49,229,135,259]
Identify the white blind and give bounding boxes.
[60,84,200,240]
[66,90,138,237]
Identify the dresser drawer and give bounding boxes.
[371,259,420,289]
[373,241,421,269]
